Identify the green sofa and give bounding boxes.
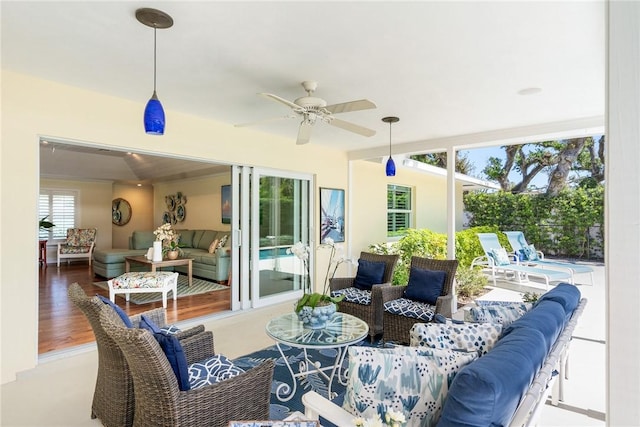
[92,229,231,282]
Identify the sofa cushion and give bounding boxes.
[331,287,371,305]
[188,354,245,390]
[538,282,581,319]
[196,230,218,251]
[384,298,436,322]
[501,299,565,354]
[464,302,530,327]
[353,259,386,290]
[93,249,146,264]
[438,327,548,427]
[343,346,477,427]
[404,267,446,305]
[410,321,502,356]
[176,229,195,248]
[140,315,190,391]
[131,231,155,250]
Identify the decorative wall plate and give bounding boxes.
[165,195,176,211]
[162,211,171,224]
[112,198,132,226]
[176,204,185,222]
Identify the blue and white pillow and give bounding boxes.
[342,346,477,427]
[464,302,532,327]
[189,354,245,389]
[489,247,512,266]
[522,244,540,261]
[331,287,371,305]
[410,321,502,356]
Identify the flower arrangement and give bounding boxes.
[353,410,406,427]
[287,238,346,313]
[153,223,182,255]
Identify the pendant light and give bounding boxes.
[382,116,399,176]
[136,8,173,135]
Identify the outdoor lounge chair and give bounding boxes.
[503,231,594,286]
[472,233,572,290]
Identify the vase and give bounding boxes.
[166,250,179,260]
[297,302,337,329]
[152,241,163,262]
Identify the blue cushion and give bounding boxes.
[97,295,133,328]
[404,267,446,305]
[140,315,190,391]
[189,354,245,389]
[352,259,386,290]
[501,299,565,354]
[538,282,581,319]
[522,244,540,261]
[438,327,548,427]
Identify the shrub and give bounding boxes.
[456,267,489,299]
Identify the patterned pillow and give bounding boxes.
[523,244,539,261]
[464,302,531,327]
[189,354,245,389]
[208,239,219,254]
[218,235,229,248]
[342,346,477,427]
[331,287,372,305]
[489,247,511,266]
[409,321,502,356]
[383,298,436,322]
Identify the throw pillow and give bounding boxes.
[353,259,386,290]
[464,302,531,327]
[96,295,133,328]
[404,267,446,305]
[140,315,190,391]
[342,346,477,427]
[489,247,511,266]
[218,235,229,249]
[523,244,539,261]
[410,321,502,356]
[208,239,219,254]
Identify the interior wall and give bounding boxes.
[153,173,231,231]
[112,184,154,248]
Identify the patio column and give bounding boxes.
[447,146,457,313]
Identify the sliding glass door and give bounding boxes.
[231,166,313,309]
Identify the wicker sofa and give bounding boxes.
[93,229,230,282]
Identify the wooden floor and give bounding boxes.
[38,262,231,354]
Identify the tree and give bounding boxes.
[482,137,605,194]
[410,152,475,175]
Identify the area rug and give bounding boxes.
[93,275,227,304]
[232,338,383,423]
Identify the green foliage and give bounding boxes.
[456,267,489,299]
[454,225,509,268]
[39,215,55,229]
[464,186,603,258]
[522,291,541,303]
[295,292,344,313]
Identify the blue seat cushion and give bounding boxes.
[353,259,386,291]
[140,315,190,391]
[383,298,436,322]
[538,282,581,320]
[404,267,446,305]
[97,295,133,328]
[331,287,371,305]
[502,299,565,353]
[189,354,245,389]
[438,327,548,427]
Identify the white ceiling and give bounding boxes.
[3,1,605,165]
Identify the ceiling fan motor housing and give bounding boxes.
[294,96,327,109]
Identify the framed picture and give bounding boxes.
[320,187,345,243]
[221,185,231,224]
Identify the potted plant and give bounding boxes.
[154,223,182,260]
[39,215,55,231]
[288,239,346,329]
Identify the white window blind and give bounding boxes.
[39,190,77,240]
[387,184,412,235]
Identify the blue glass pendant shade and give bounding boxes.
[144,91,165,135]
[386,157,396,176]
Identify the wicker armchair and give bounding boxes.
[98,304,275,427]
[67,283,205,427]
[383,257,459,344]
[330,251,399,339]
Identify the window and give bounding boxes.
[39,189,77,240]
[387,184,412,237]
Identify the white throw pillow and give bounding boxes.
[410,321,502,356]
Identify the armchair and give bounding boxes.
[57,227,97,267]
[383,257,459,344]
[329,251,399,339]
[99,304,275,427]
[67,283,205,427]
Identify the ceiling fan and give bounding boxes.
[235,81,377,145]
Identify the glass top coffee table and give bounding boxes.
[265,312,368,402]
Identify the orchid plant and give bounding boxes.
[287,237,347,313]
[153,223,182,254]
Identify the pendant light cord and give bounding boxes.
[153,27,157,93]
[389,122,392,157]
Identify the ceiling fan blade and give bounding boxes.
[234,115,294,128]
[324,99,377,114]
[296,121,313,145]
[328,117,376,137]
[259,93,303,111]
